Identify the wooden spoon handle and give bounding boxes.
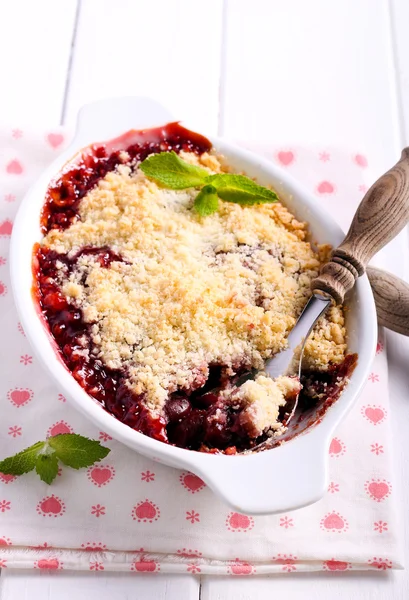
[312,148,409,303]
[367,266,409,336]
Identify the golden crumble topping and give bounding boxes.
[41,151,346,427]
[229,375,301,438]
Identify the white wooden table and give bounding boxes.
[1,0,409,597]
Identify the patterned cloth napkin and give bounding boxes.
[0,128,403,574]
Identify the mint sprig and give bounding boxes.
[207,174,278,205]
[140,152,279,216]
[194,184,219,216]
[48,434,109,469]
[140,151,209,189]
[0,441,45,475]
[36,452,59,484]
[0,434,110,485]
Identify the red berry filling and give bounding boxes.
[34,245,167,442]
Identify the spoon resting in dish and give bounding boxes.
[238,147,409,440]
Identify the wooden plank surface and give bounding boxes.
[201,571,408,600]
[389,0,409,146]
[0,571,200,600]
[221,0,401,173]
[0,0,78,125]
[63,0,223,134]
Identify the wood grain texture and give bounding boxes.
[312,148,409,303]
[0,0,78,125]
[221,0,401,176]
[367,266,409,335]
[0,571,200,600]
[64,0,223,133]
[390,0,409,145]
[202,573,403,600]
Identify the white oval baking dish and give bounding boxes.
[10,97,377,515]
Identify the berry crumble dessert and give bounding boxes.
[33,123,356,453]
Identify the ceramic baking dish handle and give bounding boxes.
[70,97,174,148]
[367,266,409,336]
[191,426,330,515]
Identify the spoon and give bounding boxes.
[238,147,409,432]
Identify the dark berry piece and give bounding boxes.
[165,396,191,423]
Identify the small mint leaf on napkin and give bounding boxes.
[0,434,110,484]
[207,173,279,205]
[35,452,59,484]
[193,184,219,216]
[0,441,45,475]
[48,434,110,469]
[140,151,209,189]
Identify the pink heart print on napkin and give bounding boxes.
[87,466,115,488]
[7,388,33,408]
[132,500,160,523]
[35,557,62,570]
[180,473,206,493]
[276,150,295,166]
[6,159,24,175]
[362,405,386,425]
[0,128,402,573]
[47,133,65,149]
[36,495,66,517]
[0,219,13,236]
[316,180,336,195]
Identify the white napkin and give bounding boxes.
[0,128,402,573]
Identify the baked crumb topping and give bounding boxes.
[229,375,301,438]
[40,149,347,436]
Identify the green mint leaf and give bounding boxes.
[0,434,110,484]
[207,174,279,205]
[0,441,45,475]
[48,434,110,469]
[139,151,279,216]
[193,184,219,216]
[140,151,209,189]
[35,452,59,485]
